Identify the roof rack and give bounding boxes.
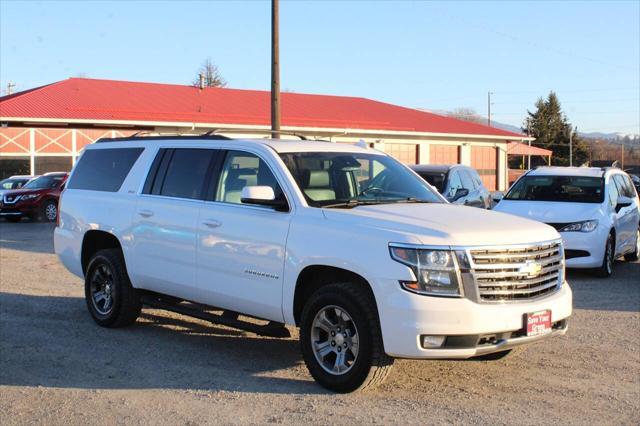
[204,128,310,140]
[95,132,232,143]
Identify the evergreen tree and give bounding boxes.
[523,92,589,166]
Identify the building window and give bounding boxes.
[34,156,73,174]
[0,157,30,179]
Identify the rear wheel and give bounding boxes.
[624,229,639,262]
[299,283,394,393]
[85,248,141,327]
[594,232,615,278]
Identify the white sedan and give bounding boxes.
[494,166,639,277]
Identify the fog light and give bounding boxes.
[421,335,446,349]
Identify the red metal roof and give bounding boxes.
[507,141,553,156]
[0,78,525,138]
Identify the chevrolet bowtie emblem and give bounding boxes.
[519,260,543,277]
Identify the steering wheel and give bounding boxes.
[359,186,385,197]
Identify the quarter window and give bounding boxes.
[67,148,143,192]
[215,151,283,205]
[459,170,476,190]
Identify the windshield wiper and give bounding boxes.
[322,197,430,209]
[389,197,432,204]
[321,199,384,209]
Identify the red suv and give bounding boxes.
[0,172,68,222]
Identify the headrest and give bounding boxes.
[307,170,330,188]
[227,168,257,181]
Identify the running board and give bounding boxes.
[140,293,291,338]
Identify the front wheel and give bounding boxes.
[299,283,394,393]
[624,229,639,262]
[594,232,615,278]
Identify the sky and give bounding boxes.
[1,0,639,134]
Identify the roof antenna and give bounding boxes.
[199,73,205,90]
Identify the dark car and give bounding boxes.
[410,164,491,208]
[0,172,68,222]
[630,174,640,195]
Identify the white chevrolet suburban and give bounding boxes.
[55,136,572,393]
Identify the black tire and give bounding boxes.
[624,229,639,262]
[594,232,615,278]
[85,248,141,328]
[473,349,512,361]
[299,283,394,393]
[5,216,21,223]
[41,199,57,222]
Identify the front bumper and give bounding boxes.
[560,228,607,269]
[0,201,40,217]
[375,279,572,359]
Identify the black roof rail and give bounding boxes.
[95,134,232,143]
[205,128,310,140]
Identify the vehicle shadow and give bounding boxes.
[0,292,326,395]
[0,220,55,254]
[567,260,640,312]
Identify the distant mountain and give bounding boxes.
[418,107,639,141]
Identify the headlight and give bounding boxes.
[389,245,463,297]
[559,220,598,233]
[20,194,39,201]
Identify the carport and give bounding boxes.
[507,142,553,185]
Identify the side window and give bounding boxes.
[446,171,463,198]
[614,175,634,198]
[459,170,476,190]
[157,149,215,200]
[470,169,483,188]
[215,150,283,205]
[67,148,144,192]
[607,178,619,209]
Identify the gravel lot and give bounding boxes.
[1,220,639,425]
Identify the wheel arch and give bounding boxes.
[292,265,379,326]
[81,230,123,275]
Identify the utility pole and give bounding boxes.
[6,81,16,95]
[621,143,624,169]
[271,0,281,139]
[487,91,493,127]
[569,128,573,167]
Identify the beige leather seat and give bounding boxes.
[303,170,336,201]
[223,168,258,203]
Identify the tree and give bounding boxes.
[522,92,589,166]
[192,57,226,88]
[447,107,484,124]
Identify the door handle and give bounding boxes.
[137,209,154,218]
[202,219,222,228]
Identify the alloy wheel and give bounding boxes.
[45,203,57,221]
[90,264,115,315]
[311,305,359,375]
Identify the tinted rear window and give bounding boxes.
[68,148,143,192]
[418,172,446,193]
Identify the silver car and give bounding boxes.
[410,164,491,208]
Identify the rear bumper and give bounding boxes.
[375,279,572,359]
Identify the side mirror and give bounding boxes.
[615,195,633,213]
[241,186,288,211]
[452,188,469,201]
[492,192,504,203]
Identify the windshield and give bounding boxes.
[280,152,443,207]
[23,175,64,190]
[1,178,29,190]
[417,172,446,193]
[505,175,604,203]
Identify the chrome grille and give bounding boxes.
[469,241,563,302]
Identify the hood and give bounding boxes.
[494,200,603,224]
[322,203,560,246]
[1,187,46,200]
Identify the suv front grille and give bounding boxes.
[468,241,563,302]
